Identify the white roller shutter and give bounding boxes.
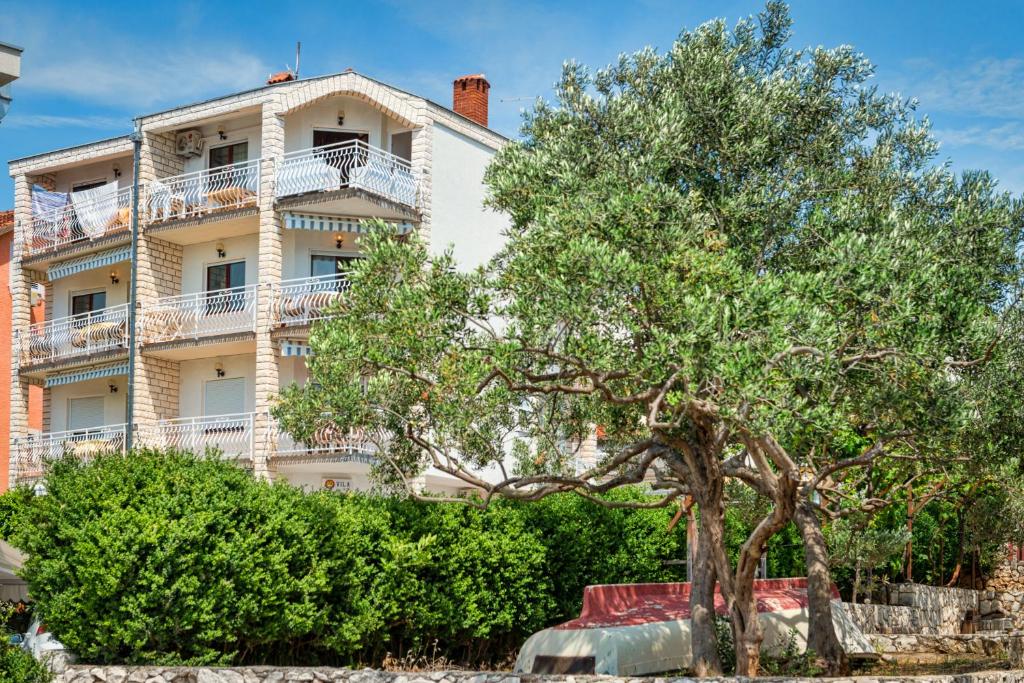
[204,377,245,416]
[68,396,106,431]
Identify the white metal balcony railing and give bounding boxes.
[23,303,130,364]
[275,140,417,207]
[139,284,258,344]
[272,273,350,326]
[138,412,255,460]
[273,421,378,463]
[29,186,133,255]
[13,424,127,480]
[146,159,260,222]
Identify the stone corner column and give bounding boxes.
[252,100,286,480]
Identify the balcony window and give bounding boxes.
[68,395,105,431]
[71,290,106,316]
[390,131,412,162]
[204,376,245,416]
[206,261,246,314]
[311,254,359,288]
[314,130,368,183]
[208,141,248,169]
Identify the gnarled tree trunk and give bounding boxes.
[689,517,721,676]
[794,501,849,675]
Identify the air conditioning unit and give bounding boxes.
[175,129,205,157]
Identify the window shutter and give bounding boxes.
[68,396,106,431]
[204,377,245,416]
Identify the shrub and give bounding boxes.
[12,450,354,665]
[0,642,51,683]
[9,451,684,667]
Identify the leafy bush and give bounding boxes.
[9,451,683,667]
[0,642,51,683]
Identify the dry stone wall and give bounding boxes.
[983,559,1024,628]
[56,666,1024,683]
[844,603,945,636]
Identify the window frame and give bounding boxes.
[66,394,107,432]
[205,259,246,292]
[207,140,249,170]
[69,287,107,318]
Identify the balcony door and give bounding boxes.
[311,254,359,289]
[313,130,369,183]
[204,376,245,417]
[70,289,107,330]
[68,396,105,432]
[71,290,106,316]
[205,261,245,314]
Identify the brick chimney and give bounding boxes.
[453,74,489,127]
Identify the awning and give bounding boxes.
[45,361,129,388]
[280,340,314,357]
[0,541,27,602]
[48,245,131,281]
[282,212,413,235]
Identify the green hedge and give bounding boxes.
[5,450,685,667]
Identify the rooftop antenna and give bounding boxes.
[295,41,301,79]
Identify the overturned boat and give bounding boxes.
[515,577,875,675]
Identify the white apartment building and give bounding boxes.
[7,69,506,493]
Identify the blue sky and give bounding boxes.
[1,0,1023,201]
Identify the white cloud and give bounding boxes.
[22,50,271,110]
[892,57,1024,119]
[934,122,1024,152]
[0,2,272,111]
[1,113,126,130]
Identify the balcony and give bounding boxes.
[13,424,127,481]
[272,273,349,327]
[144,159,260,224]
[139,285,258,345]
[22,304,130,366]
[275,140,417,208]
[28,186,133,257]
[137,412,255,460]
[273,421,377,464]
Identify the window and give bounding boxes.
[72,180,108,193]
[390,131,412,161]
[71,291,106,316]
[206,261,245,291]
[313,131,369,184]
[311,254,358,277]
[206,261,246,313]
[313,130,367,148]
[68,396,105,431]
[204,377,245,416]
[208,141,248,169]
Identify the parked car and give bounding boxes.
[21,618,72,670]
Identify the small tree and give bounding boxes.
[276,3,1023,676]
[826,517,908,603]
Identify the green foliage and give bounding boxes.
[9,452,682,667]
[0,488,34,542]
[0,642,51,683]
[0,606,50,683]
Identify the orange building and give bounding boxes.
[0,210,42,491]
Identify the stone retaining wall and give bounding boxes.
[885,583,979,635]
[983,560,1024,628]
[56,666,1024,683]
[844,603,944,636]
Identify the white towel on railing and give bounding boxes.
[31,187,68,224]
[71,181,119,238]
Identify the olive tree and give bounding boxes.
[276,3,1022,675]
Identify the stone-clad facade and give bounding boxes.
[7,70,507,493]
